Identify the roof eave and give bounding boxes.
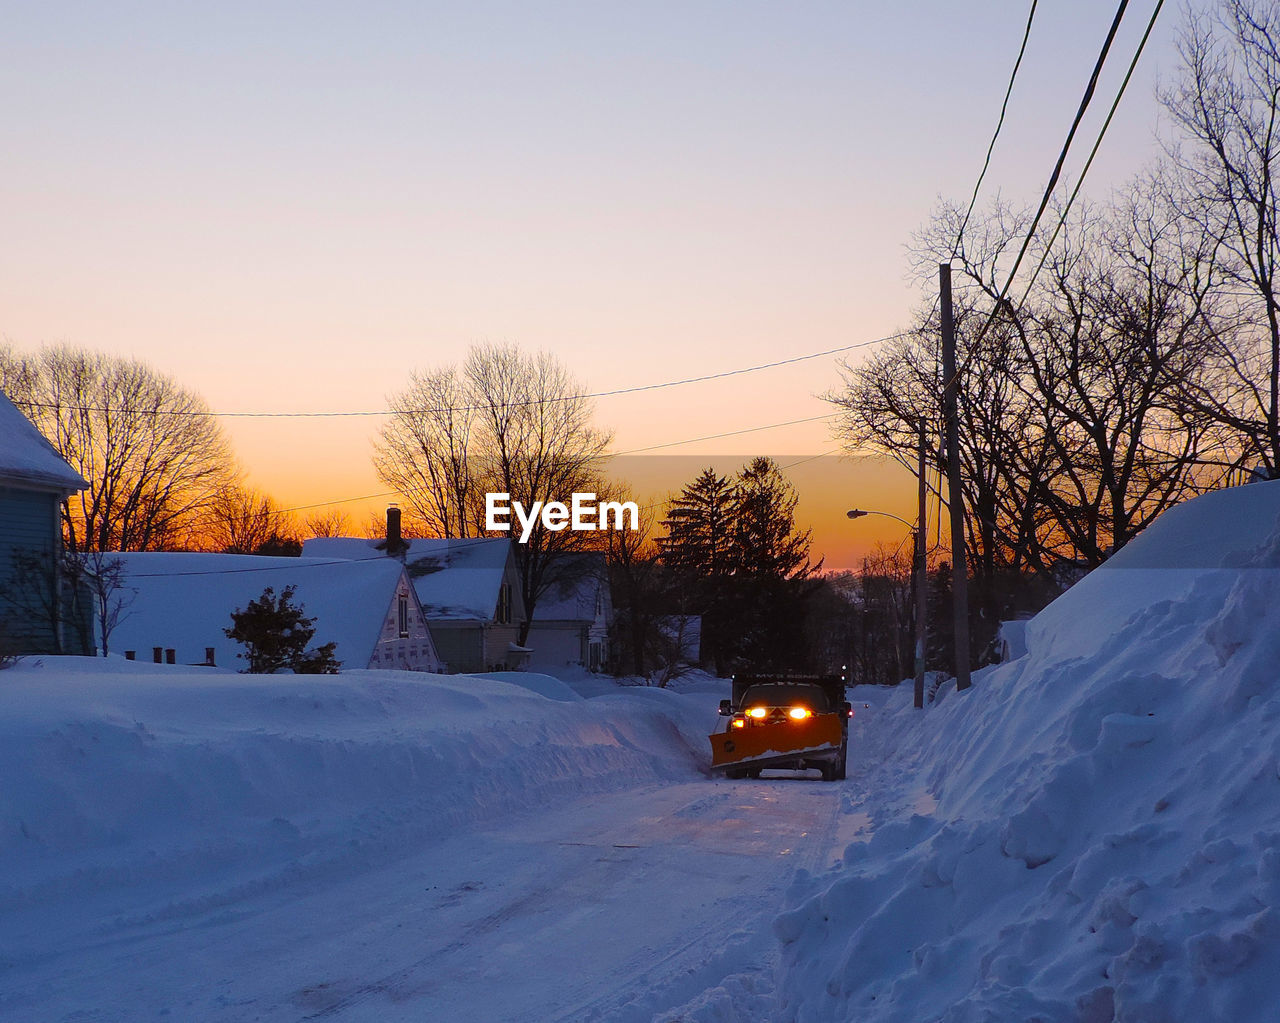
[0,468,88,495]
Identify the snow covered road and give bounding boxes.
[0,665,866,1023]
[283,780,848,1023]
[7,779,851,1023]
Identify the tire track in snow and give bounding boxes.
[543,779,845,1023]
[291,779,845,1023]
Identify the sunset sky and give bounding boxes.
[1,1,1182,570]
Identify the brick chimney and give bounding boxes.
[386,504,403,556]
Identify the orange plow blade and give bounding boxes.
[709,714,843,770]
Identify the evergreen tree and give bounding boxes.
[732,457,821,669]
[658,459,819,672]
[733,457,817,579]
[658,469,738,579]
[224,585,341,674]
[659,469,738,673]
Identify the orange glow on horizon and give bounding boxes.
[266,448,919,574]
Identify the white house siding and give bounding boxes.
[368,576,442,672]
[483,622,527,672]
[527,556,611,672]
[527,624,585,668]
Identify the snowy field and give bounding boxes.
[3,480,1280,1022]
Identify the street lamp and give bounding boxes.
[846,509,913,529]
[846,506,928,709]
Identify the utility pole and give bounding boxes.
[940,263,972,691]
[913,419,928,709]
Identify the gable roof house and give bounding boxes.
[526,553,612,672]
[0,390,91,655]
[110,553,443,672]
[302,509,530,674]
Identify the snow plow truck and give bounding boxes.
[709,674,852,781]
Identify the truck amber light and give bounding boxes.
[731,718,745,729]
[788,706,811,720]
[746,706,768,719]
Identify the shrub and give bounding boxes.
[224,585,341,674]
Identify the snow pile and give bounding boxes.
[471,669,583,702]
[0,662,711,967]
[776,481,1280,1022]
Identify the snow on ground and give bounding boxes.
[776,480,1280,1023]
[0,662,732,1021]
[3,660,852,1022]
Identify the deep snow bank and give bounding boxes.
[0,663,712,928]
[777,481,1280,1023]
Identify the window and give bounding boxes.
[398,593,409,638]
[496,582,512,625]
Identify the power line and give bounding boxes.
[276,414,842,515]
[952,0,1040,259]
[1014,0,1166,310]
[1001,0,1131,290]
[613,414,838,456]
[778,449,840,472]
[946,0,1134,387]
[285,491,400,514]
[17,333,906,419]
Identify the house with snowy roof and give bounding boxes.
[110,552,443,672]
[0,389,91,655]
[302,508,529,674]
[526,553,612,672]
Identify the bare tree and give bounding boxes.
[374,366,477,538]
[195,484,300,555]
[832,191,1228,607]
[858,543,915,686]
[304,508,352,539]
[375,343,613,642]
[1008,195,1228,564]
[465,344,613,640]
[1163,0,1280,472]
[0,345,235,552]
[79,550,135,656]
[648,613,697,688]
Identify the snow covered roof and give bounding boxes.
[298,538,394,562]
[111,553,412,669]
[532,553,608,622]
[301,537,515,621]
[0,390,87,492]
